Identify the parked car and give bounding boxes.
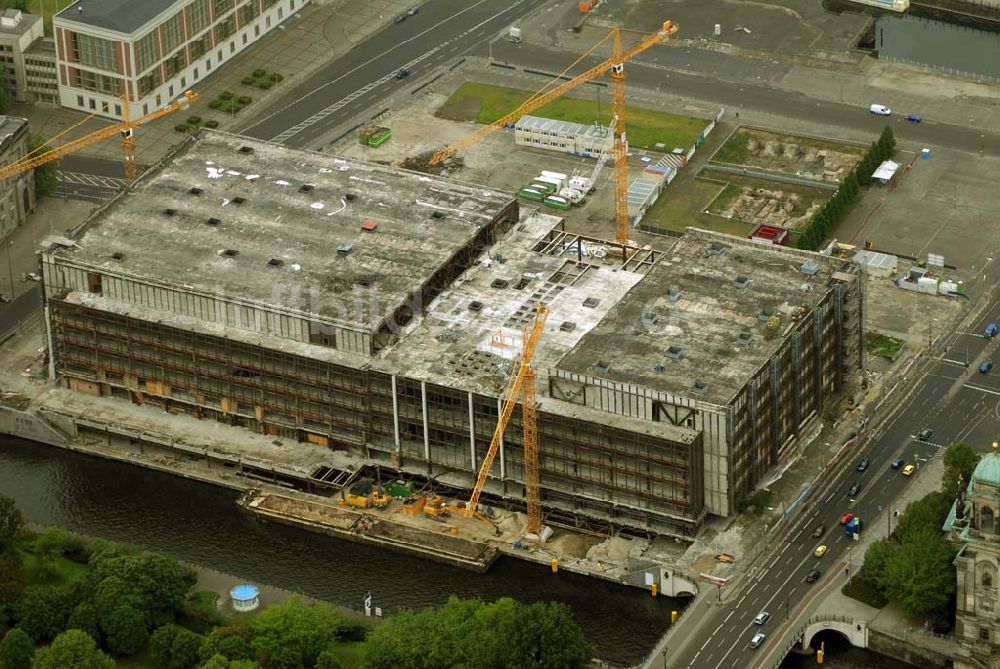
[812,523,825,538]
[840,512,854,525]
[407,6,420,15]
[394,14,406,23]
[918,428,934,441]
[753,611,770,625]
[814,544,828,558]
[806,568,822,583]
[906,114,922,123]
[891,458,905,469]
[869,104,892,116]
[395,68,411,79]
[903,464,916,476]
[750,632,766,649]
[985,322,998,339]
[856,458,869,472]
[848,483,861,499]
[22,272,40,282]
[980,360,993,374]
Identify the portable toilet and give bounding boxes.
[230,585,260,612]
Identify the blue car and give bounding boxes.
[986,322,998,339]
[906,114,922,123]
[891,458,905,469]
[981,360,994,374]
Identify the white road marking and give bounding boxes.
[258,0,527,142]
[964,383,1000,397]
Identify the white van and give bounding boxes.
[869,104,891,116]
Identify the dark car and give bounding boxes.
[918,428,934,441]
[891,458,905,469]
[395,68,410,80]
[980,360,993,374]
[856,458,869,473]
[806,568,821,583]
[812,524,825,538]
[848,482,861,499]
[394,14,406,23]
[906,114,922,123]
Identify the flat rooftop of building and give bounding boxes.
[57,0,176,34]
[0,116,26,152]
[556,230,856,406]
[54,130,514,332]
[515,115,611,141]
[0,10,40,35]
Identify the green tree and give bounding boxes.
[0,1,29,13]
[942,442,981,500]
[880,527,957,615]
[168,628,203,669]
[14,584,79,641]
[315,650,343,669]
[201,655,231,669]
[250,597,349,669]
[0,493,25,554]
[0,628,35,669]
[0,551,26,618]
[0,63,11,116]
[878,126,896,158]
[199,628,253,663]
[67,602,103,645]
[88,552,196,629]
[149,624,180,667]
[861,537,898,589]
[893,490,952,543]
[363,596,590,669]
[28,135,58,198]
[30,630,114,669]
[102,605,148,655]
[229,661,260,669]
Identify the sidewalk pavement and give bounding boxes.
[0,196,92,303]
[10,0,416,173]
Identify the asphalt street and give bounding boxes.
[50,156,130,203]
[491,41,1000,156]
[239,0,550,147]
[670,258,1000,668]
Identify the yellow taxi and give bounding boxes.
[814,544,828,558]
[902,464,916,476]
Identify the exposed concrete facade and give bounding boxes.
[0,116,36,247]
[0,10,44,104]
[40,130,862,539]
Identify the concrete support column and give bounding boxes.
[390,375,400,448]
[468,391,476,472]
[420,380,430,465]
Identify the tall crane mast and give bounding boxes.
[429,20,678,244]
[0,90,199,184]
[466,305,549,535]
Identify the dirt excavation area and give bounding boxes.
[712,128,866,183]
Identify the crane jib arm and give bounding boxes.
[429,21,677,166]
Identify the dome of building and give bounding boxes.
[972,449,1000,487]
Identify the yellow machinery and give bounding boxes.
[0,90,198,184]
[429,21,678,245]
[466,305,549,535]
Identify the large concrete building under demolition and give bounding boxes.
[40,131,863,538]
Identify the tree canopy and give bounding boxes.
[0,492,25,554]
[0,627,34,669]
[30,630,114,669]
[362,596,592,669]
[879,527,956,615]
[250,597,358,669]
[942,442,981,500]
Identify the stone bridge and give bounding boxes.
[800,614,868,651]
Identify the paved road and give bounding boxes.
[668,260,1000,668]
[49,155,131,203]
[491,41,1000,156]
[239,0,549,147]
[0,284,40,338]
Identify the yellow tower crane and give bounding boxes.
[466,304,549,535]
[429,20,678,245]
[0,90,199,184]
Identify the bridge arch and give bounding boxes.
[800,617,867,652]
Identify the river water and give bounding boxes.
[0,437,677,666]
[0,437,922,667]
[875,13,1000,79]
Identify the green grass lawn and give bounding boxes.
[20,549,90,586]
[640,176,753,237]
[438,81,707,151]
[28,0,74,35]
[866,332,905,360]
[328,641,366,669]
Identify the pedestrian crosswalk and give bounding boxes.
[60,172,127,190]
